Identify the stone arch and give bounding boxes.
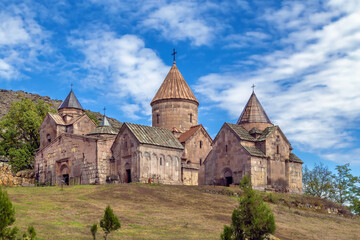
[223,168,233,186]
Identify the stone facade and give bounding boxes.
[204,92,303,194]
[151,99,198,132]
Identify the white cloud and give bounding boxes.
[70,29,169,118]
[0,3,49,80]
[195,0,360,162]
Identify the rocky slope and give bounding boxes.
[0,89,122,129]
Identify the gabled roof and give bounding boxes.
[151,62,199,106]
[58,90,83,110]
[257,126,277,141]
[289,153,303,163]
[226,123,255,141]
[178,124,212,143]
[48,112,65,125]
[242,145,266,158]
[237,91,271,124]
[121,122,184,150]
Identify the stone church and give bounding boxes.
[34,61,212,186]
[34,59,303,193]
[203,91,303,194]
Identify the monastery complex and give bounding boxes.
[34,60,303,194]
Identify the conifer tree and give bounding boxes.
[0,186,18,240]
[90,224,98,240]
[221,176,276,240]
[100,206,120,240]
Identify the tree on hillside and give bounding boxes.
[0,98,56,172]
[0,186,18,240]
[302,163,333,199]
[90,224,98,240]
[221,176,276,240]
[100,206,121,240]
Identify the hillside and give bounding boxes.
[0,89,122,129]
[5,184,360,240]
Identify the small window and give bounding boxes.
[160,157,163,166]
[225,145,228,153]
[277,145,279,154]
[200,158,202,166]
[47,134,51,143]
[199,141,202,149]
[157,114,160,124]
[190,113,193,123]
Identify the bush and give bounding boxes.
[0,186,18,240]
[100,206,121,240]
[221,176,276,240]
[90,224,97,240]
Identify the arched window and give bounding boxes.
[189,113,193,123]
[160,157,163,166]
[47,134,51,143]
[199,141,202,149]
[200,158,202,166]
[277,145,279,154]
[157,114,160,124]
[225,145,228,153]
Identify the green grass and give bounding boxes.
[4,184,360,240]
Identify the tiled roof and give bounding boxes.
[124,123,184,150]
[257,126,277,141]
[249,127,262,135]
[48,113,65,125]
[226,123,255,141]
[237,92,271,124]
[58,90,83,110]
[242,145,266,158]
[87,126,118,136]
[289,153,303,163]
[151,62,199,106]
[178,125,202,143]
[87,115,118,136]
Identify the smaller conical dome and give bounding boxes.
[151,62,199,106]
[87,115,117,136]
[58,90,83,110]
[237,92,271,124]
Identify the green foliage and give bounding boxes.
[100,205,121,240]
[90,224,97,240]
[85,111,100,125]
[22,225,37,240]
[221,176,276,240]
[302,163,333,199]
[332,164,359,204]
[0,186,18,240]
[0,98,56,172]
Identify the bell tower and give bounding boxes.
[151,60,199,133]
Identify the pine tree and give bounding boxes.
[0,186,18,240]
[221,176,276,240]
[100,206,121,240]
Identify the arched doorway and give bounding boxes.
[60,164,70,185]
[224,169,233,186]
[125,163,131,183]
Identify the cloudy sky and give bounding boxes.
[1,0,359,175]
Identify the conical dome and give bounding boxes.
[58,90,83,110]
[87,115,117,136]
[151,62,199,106]
[237,92,271,124]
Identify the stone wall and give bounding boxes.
[204,125,252,186]
[35,133,100,185]
[152,99,198,132]
[0,163,35,187]
[182,166,198,185]
[112,128,183,184]
[97,137,116,184]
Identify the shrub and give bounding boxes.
[100,206,121,240]
[221,176,276,240]
[90,224,97,240]
[0,186,18,240]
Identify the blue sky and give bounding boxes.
[1,0,360,175]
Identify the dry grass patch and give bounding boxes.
[4,184,360,240]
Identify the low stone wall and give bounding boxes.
[0,162,35,187]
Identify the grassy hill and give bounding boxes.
[5,184,360,240]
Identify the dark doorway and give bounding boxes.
[126,169,132,183]
[226,176,233,187]
[63,174,69,185]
